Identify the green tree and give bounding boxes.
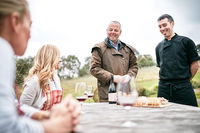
[137,54,155,68]
[79,56,91,77]
[16,56,33,85]
[59,55,81,79]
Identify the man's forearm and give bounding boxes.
[190,61,199,80]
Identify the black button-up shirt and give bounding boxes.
[156,34,200,80]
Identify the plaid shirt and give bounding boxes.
[41,85,63,111]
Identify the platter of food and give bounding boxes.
[133,96,171,108]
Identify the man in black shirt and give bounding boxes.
[155,14,200,106]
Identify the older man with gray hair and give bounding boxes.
[90,21,138,102]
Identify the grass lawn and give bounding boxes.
[62,66,160,97]
[62,66,200,96]
[136,79,158,90]
[60,66,200,107]
[192,70,200,82]
[196,92,200,99]
[61,75,97,97]
[17,66,200,105]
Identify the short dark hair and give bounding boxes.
[157,14,174,22]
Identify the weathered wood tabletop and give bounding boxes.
[77,103,200,133]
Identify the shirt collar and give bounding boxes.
[164,33,178,41]
[0,37,15,56]
[105,38,122,50]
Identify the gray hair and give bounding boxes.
[107,21,121,30]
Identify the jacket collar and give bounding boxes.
[164,33,178,41]
[104,38,122,50]
[162,33,178,49]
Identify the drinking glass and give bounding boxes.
[117,77,138,127]
[84,85,94,102]
[75,82,88,113]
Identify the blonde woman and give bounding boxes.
[20,44,63,111]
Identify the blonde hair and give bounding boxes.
[26,44,60,91]
[0,0,29,32]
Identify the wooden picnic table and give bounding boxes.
[77,102,200,133]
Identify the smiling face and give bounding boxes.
[106,22,121,44]
[158,18,174,40]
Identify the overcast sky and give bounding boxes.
[25,0,200,64]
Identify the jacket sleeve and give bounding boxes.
[90,47,112,83]
[183,37,200,63]
[20,104,39,117]
[126,44,138,77]
[155,45,160,67]
[0,90,44,133]
[20,76,38,106]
